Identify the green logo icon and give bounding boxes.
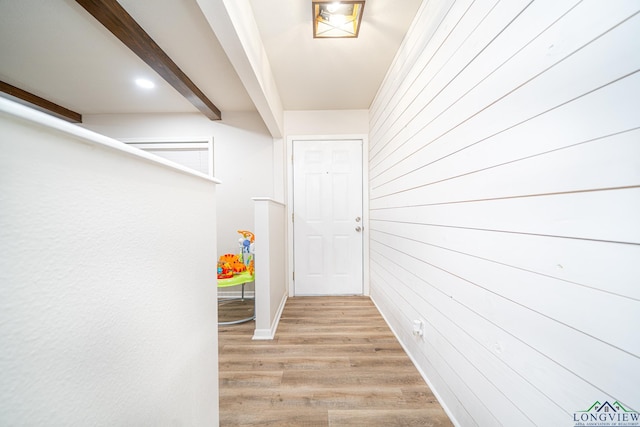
[573,401,639,427]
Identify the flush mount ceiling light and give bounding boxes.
[312,1,365,38]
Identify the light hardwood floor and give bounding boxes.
[218,296,453,427]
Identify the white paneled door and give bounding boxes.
[293,139,363,295]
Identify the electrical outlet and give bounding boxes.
[412,319,424,337]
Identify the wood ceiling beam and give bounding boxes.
[0,80,83,123]
[75,0,222,121]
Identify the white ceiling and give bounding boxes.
[0,0,421,119]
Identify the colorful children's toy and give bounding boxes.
[237,230,255,267]
[217,253,246,279]
[217,231,255,280]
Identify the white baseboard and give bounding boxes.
[369,295,460,427]
[252,294,288,340]
[218,291,255,298]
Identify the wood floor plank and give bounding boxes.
[219,355,352,371]
[401,386,441,405]
[219,370,283,388]
[276,324,394,335]
[221,342,405,356]
[283,310,382,316]
[220,387,424,410]
[275,335,399,345]
[347,354,419,368]
[220,409,328,427]
[281,368,429,388]
[218,296,453,427]
[328,408,454,427]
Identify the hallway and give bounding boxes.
[218,296,453,426]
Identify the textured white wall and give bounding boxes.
[0,100,220,426]
[368,1,640,426]
[81,112,275,255]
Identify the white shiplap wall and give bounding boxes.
[368,1,640,426]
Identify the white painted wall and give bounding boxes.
[196,0,284,138]
[284,109,369,136]
[82,112,276,255]
[252,198,287,340]
[0,99,220,425]
[368,1,640,426]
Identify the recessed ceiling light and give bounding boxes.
[312,1,365,38]
[135,78,155,89]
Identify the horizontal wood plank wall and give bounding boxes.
[367,0,640,425]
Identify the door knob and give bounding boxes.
[355,216,361,222]
[355,226,362,232]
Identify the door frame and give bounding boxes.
[286,134,370,297]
